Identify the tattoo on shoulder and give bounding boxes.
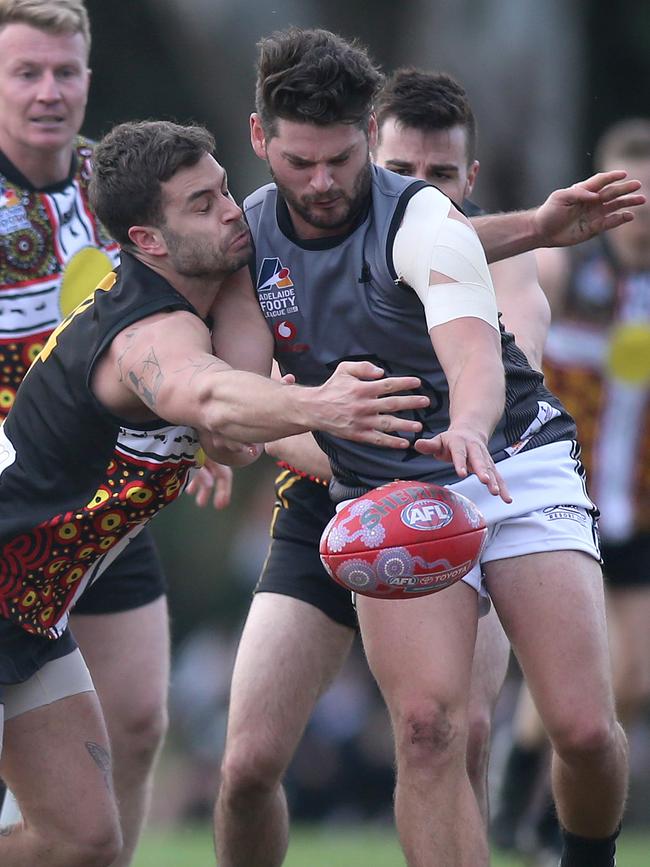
[86,740,113,791]
[116,328,139,383]
[128,347,163,410]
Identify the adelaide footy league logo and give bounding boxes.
[257,258,298,319]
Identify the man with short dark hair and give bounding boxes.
[215,27,637,867]
[0,116,427,867]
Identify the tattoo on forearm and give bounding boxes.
[128,347,163,409]
[174,357,222,384]
[86,740,113,791]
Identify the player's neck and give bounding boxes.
[133,253,223,319]
[0,137,74,188]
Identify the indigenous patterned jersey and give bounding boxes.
[244,165,575,492]
[0,253,201,638]
[0,136,119,419]
[543,238,650,539]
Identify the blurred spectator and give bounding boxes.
[491,118,650,863]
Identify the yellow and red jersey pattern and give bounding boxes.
[0,137,119,420]
[0,423,199,638]
[543,240,650,539]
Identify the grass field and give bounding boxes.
[134,823,650,866]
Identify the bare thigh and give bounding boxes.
[485,550,615,735]
[1,691,119,839]
[70,596,170,735]
[468,606,510,717]
[607,586,650,701]
[357,581,479,716]
[224,593,355,766]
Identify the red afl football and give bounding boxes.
[319,480,487,599]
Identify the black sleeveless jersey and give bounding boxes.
[0,252,200,638]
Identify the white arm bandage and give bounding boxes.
[393,187,499,332]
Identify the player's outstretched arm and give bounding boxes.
[471,170,645,263]
[93,312,429,462]
[391,192,511,501]
[414,316,511,503]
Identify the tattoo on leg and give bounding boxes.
[86,741,113,792]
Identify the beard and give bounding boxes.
[161,221,251,279]
[270,160,372,232]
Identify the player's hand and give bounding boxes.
[198,430,264,469]
[414,427,512,503]
[533,171,645,248]
[317,361,429,448]
[186,458,234,509]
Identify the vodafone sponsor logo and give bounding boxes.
[274,320,296,341]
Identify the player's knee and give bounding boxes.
[394,700,467,771]
[465,707,491,787]
[220,738,286,798]
[550,712,621,763]
[53,817,123,867]
[113,696,168,765]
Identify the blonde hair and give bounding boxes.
[0,0,91,56]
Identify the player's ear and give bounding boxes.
[368,113,378,151]
[250,114,266,159]
[128,225,166,257]
[465,160,480,197]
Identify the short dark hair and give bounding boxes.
[255,27,384,137]
[594,117,650,170]
[89,120,215,247]
[376,68,477,164]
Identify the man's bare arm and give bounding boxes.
[490,252,550,370]
[265,433,332,480]
[93,310,430,461]
[472,171,645,263]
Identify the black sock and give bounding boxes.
[560,825,620,867]
[494,742,545,820]
[491,742,546,847]
[536,796,562,851]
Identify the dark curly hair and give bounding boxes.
[376,68,477,164]
[89,120,215,248]
[255,27,384,137]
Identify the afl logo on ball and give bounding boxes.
[400,499,453,531]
